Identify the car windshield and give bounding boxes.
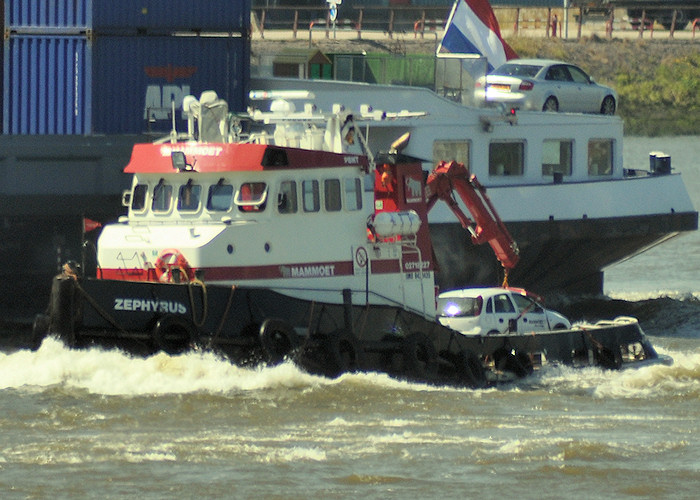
[491,64,541,78]
[437,296,483,317]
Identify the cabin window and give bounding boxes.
[177,181,201,212]
[542,140,573,177]
[588,139,613,176]
[344,178,363,211]
[324,179,342,212]
[131,184,148,212]
[302,180,320,212]
[235,182,268,212]
[278,181,298,214]
[489,142,524,176]
[152,179,172,212]
[207,181,233,212]
[433,140,470,167]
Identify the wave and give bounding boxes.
[1,337,698,400]
[553,292,700,338]
[522,347,700,400]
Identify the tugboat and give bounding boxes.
[32,91,669,387]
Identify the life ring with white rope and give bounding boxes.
[154,248,194,283]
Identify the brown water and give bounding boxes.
[0,334,698,499]
[1,136,699,499]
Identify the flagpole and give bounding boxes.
[436,0,460,55]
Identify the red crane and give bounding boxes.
[425,160,519,284]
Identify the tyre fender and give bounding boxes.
[402,332,438,379]
[493,347,533,378]
[595,345,623,370]
[455,350,487,388]
[325,329,366,377]
[153,315,198,354]
[259,318,298,365]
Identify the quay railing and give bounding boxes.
[251,5,699,41]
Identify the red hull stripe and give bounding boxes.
[101,260,354,282]
[202,261,354,281]
[97,259,422,282]
[371,259,400,274]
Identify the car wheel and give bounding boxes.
[542,97,558,112]
[600,96,616,115]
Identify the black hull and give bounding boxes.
[431,211,699,295]
[21,276,666,387]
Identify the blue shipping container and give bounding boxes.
[92,35,249,134]
[4,34,250,135]
[3,35,91,134]
[6,0,250,34]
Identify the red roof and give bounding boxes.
[124,142,369,174]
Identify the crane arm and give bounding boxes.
[425,160,520,271]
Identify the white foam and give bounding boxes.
[2,338,697,398]
[0,338,324,395]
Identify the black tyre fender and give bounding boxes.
[325,329,366,377]
[455,350,487,388]
[595,345,623,370]
[401,332,438,379]
[259,318,298,365]
[493,347,533,378]
[152,315,198,355]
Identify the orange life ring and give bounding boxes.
[154,248,194,283]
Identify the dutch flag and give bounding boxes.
[437,0,518,72]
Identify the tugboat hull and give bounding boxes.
[32,276,667,387]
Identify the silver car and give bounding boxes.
[474,58,617,114]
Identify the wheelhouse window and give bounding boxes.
[235,182,267,212]
[177,180,201,212]
[344,178,362,211]
[278,181,298,214]
[302,180,319,212]
[131,184,148,212]
[433,140,470,167]
[152,179,172,212]
[542,139,573,177]
[324,179,342,212]
[489,142,524,176]
[588,139,613,176]
[207,180,233,212]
